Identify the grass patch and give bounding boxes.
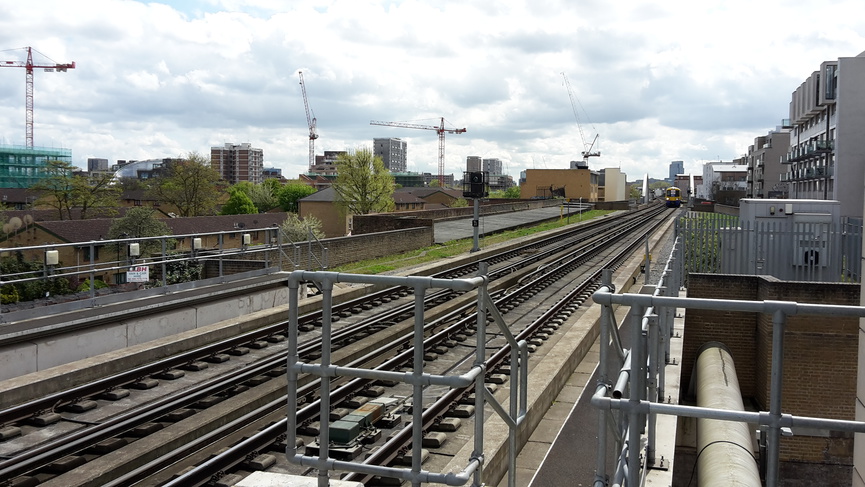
[333,209,613,275]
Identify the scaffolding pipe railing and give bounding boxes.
[591,236,865,486]
[286,266,528,487]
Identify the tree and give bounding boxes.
[32,160,120,220]
[279,213,325,242]
[332,148,395,215]
[221,187,257,215]
[32,160,74,219]
[229,180,282,213]
[245,180,281,213]
[73,172,122,220]
[278,183,316,212]
[450,197,469,208]
[503,186,521,199]
[149,152,222,217]
[107,207,172,257]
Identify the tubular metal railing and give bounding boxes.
[0,225,329,322]
[286,263,528,487]
[590,236,865,486]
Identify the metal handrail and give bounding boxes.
[590,237,865,486]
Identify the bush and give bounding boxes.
[76,279,108,292]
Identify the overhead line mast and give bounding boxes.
[370,117,466,186]
[0,46,75,149]
[298,71,318,168]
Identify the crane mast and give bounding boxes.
[1,46,75,149]
[562,73,599,165]
[370,117,466,186]
[298,71,318,168]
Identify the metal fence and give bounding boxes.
[676,212,862,283]
[0,225,328,322]
[590,237,865,486]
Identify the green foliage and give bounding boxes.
[164,259,203,285]
[450,197,469,208]
[247,182,280,213]
[32,160,120,220]
[107,207,173,257]
[279,213,325,242]
[332,148,395,215]
[0,255,71,303]
[76,278,108,292]
[149,152,222,217]
[221,188,258,215]
[278,183,316,212]
[676,213,737,280]
[503,186,521,198]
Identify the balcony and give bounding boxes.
[783,139,834,164]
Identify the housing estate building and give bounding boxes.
[210,143,263,185]
[744,128,791,199]
[781,50,865,218]
[482,158,503,176]
[698,162,747,205]
[373,138,407,172]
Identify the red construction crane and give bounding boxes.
[370,117,466,186]
[1,46,75,149]
[298,71,318,168]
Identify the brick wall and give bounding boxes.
[685,274,859,475]
[202,227,434,275]
[684,274,759,398]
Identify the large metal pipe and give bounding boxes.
[695,343,761,487]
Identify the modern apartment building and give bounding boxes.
[482,158,503,176]
[744,128,791,199]
[781,50,865,218]
[210,143,263,185]
[373,138,407,172]
[87,158,110,173]
[466,156,482,172]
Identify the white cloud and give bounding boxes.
[1,0,864,182]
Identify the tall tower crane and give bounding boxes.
[298,71,318,168]
[562,73,599,166]
[1,46,75,149]
[370,117,466,186]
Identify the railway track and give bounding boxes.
[0,205,671,487]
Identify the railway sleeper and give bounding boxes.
[98,388,130,401]
[435,417,462,432]
[396,448,429,465]
[0,425,22,440]
[62,400,98,414]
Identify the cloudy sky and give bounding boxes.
[1,1,864,182]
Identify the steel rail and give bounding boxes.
[164,207,669,486]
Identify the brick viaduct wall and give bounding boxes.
[202,226,433,277]
[685,274,859,477]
